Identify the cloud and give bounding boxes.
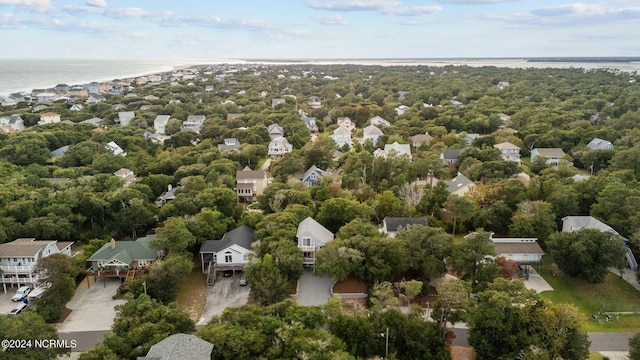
[432,0,519,4]
[383,6,442,16]
[307,0,401,12]
[86,0,107,8]
[63,5,148,18]
[0,0,54,13]
[490,3,640,27]
[313,14,349,25]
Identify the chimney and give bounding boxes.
[110,238,116,249]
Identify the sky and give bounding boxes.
[1,0,639,59]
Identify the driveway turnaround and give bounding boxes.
[197,277,250,326]
[58,277,125,333]
[295,269,333,306]
[524,274,553,292]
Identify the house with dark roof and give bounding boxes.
[381,217,429,238]
[300,165,326,187]
[446,173,475,196]
[86,236,162,279]
[199,225,255,273]
[138,333,213,360]
[0,115,25,131]
[441,149,462,165]
[156,184,178,207]
[81,117,103,126]
[302,116,318,132]
[586,137,614,150]
[50,145,70,158]
[0,238,73,293]
[491,237,545,273]
[297,217,334,265]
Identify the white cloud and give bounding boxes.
[491,3,640,27]
[86,0,107,8]
[313,14,349,25]
[432,0,519,4]
[0,0,54,13]
[307,0,401,12]
[383,6,442,16]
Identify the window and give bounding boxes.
[302,237,311,247]
[138,260,148,267]
[243,254,249,261]
[224,252,232,263]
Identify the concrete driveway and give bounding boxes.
[58,277,125,332]
[0,286,29,315]
[295,269,333,306]
[197,276,250,326]
[524,274,553,293]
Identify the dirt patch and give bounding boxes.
[176,265,207,323]
[342,298,368,315]
[332,275,367,294]
[451,346,475,360]
[290,281,298,295]
[55,307,73,324]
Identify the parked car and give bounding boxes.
[223,270,233,277]
[11,286,30,302]
[239,276,247,286]
[7,302,28,316]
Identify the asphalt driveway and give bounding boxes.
[58,277,125,332]
[295,268,333,306]
[197,276,250,326]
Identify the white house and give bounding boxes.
[38,112,61,125]
[362,125,383,146]
[268,123,285,140]
[182,115,206,133]
[586,138,614,150]
[370,116,390,127]
[297,217,334,265]
[117,111,135,126]
[491,237,544,272]
[494,142,521,163]
[106,141,127,156]
[531,148,571,168]
[336,117,356,132]
[332,126,352,149]
[154,115,170,134]
[114,168,136,187]
[0,115,25,131]
[268,137,293,157]
[199,225,255,273]
[376,142,412,160]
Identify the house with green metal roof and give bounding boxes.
[87,235,163,279]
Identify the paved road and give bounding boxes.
[295,269,333,306]
[59,330,110,353]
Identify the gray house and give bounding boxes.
[382,217,429,238]
[297,217,334,265]
[199,225,255,273]
[139,333,213,360]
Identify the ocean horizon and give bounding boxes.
[1,57,638,97]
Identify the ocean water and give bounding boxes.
[0,59,199,96]
[1,58,638,97]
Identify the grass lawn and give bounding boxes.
[175,258,207,323]
[539,256,640,331]
[588,352,606,360]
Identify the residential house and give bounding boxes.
[268,136,293,157]
[236,166,269,202]
[105,141,127,156]
[299,166,326,187]
[199,225,255,273]
[464,133,481,144]
[491,237,545,273]
[156,184,178,207]
[396,91,410,100]
[441,149,462,165]
[0,114,25,131]
[69,104,84,111]
[117,111,135,126]
[498,113,512,127]
[395,105,410,116]
[268,123,285,140]
[302,116,318,132]
[87,236,162,279]
[138,334,213,360]
[83,82,102,94]
[38,112,61,125]
[154,115,171,134]
[571,174,590,182]
[369,116,390,127]
[409,133,433,148]
[375,142,412,160]
[0,96,17,107]
[308,100,322,109]
[586,138,614,150]
[9,93,25,103]
[332,126,352,149]
[362,125,383,146]
[562,216,637,270]
[530,148,571,168]
[450,99,463,106]
[217,138,241,152]
[205,85,214,92]
[85,94,106,105]
[35,92,55,103]
[446,173,475,196]
[297,217,334,265]
[0,238,73,292]
[68,86,88,99]
[113,168,136,187]
[50,145,70,158]
[272,98,286,108]
[497,81,510,89]
[81,117,103,126]
[494,142,521,163]
[382,217,429,238]
[226,113,243,121]
[336,117,356,132]
[182,115,206,133]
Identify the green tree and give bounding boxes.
[0,311,70,359]
[244,253,291,305]
[509,200,556,245]
[151,216,196,254]
[35,253,81,322]
[431,279,474,340]
[444,194,475,236]
[316,197,374,233]
[629,332,640,360]
[396,225,453,282]
[449,230,498,292]
[142,253,194,303]
[546,229,627,283]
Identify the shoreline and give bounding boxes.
[1,58,638,97]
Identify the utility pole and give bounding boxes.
[380,327,389,359]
